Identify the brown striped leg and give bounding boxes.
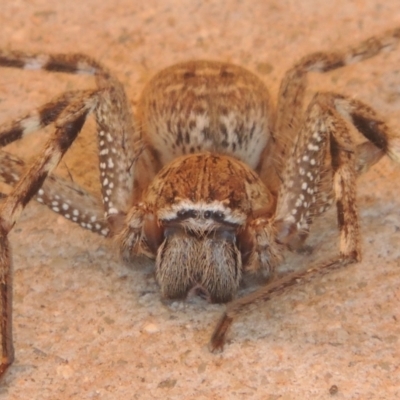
[0,91,85,147]
[0,91,110,235]
[262,27,400,183]
[0,151,108,235]
[0,51,146,375]
[0,92,99,376]
[0,50,102,75]
[93,78,141,234]
[0,222,13,376]
[209,91,400,352]
[0,51,143,234]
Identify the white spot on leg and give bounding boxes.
[295,198,303,207]
[307,144,319,151]
[285,215,296,224]
[21,115,41,135]
[24,55,50,70]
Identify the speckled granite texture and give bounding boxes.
[0,1,399,399]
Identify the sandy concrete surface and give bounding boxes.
[0,1,400,399]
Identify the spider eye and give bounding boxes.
[212,211,225,221]
[177,209,199,219]
[177,209,186,218]
[204,211,211,219]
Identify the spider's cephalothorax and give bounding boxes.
[1,27,400,374]
[119,152,277,303]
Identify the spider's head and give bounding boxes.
[118,203,258,303]
[147,202,255,303]
[119,153,275,303]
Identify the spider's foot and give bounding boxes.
[208,313,233,353]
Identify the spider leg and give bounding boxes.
[0,51,145,234]
[210,91,400,352]
[93,75,142,234]
[0,92,100,376]
[0,150,107,235]
[0,91,83,146]
[0,91,109,235]
[0,51,149,374]
[261,27,400,183]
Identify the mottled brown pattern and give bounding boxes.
[145,153,274,216]
[138,60,273,170]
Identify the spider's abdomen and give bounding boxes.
[138,60,273,170]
